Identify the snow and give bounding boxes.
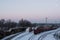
[11,30,56,40]
[1,32,21,40]
[11,27,31,40]
[29,30,56,40]
[15,32,33,40]
[26,27,30,32]
[43,33,56,40]
[11,32,29,40]
[3,28,60,40]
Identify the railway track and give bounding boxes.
[4,28,60,40]
[38,31,53,40]
[38,29,60,40]
[14,28,60,40]
[15,32,34,40]
[11,32,30,40]
[1,32,24,40]
[28,35,35,40]
[28,30,55,40]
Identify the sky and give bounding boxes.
[0,0,60,23]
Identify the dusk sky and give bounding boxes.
[0,0,60,23]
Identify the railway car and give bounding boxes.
[34,26,45,34]
[34,26,57,35]
[34,28,44,34]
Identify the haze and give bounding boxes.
[0,0,60,23]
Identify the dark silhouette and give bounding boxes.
[18,19,32,27]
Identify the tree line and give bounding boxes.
[0,19,33,30]
[0,19,34,39]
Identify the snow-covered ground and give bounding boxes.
[1,32,22,40]
[2,28,60,40]
[11,28,60,40]
[43,33,56,40]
